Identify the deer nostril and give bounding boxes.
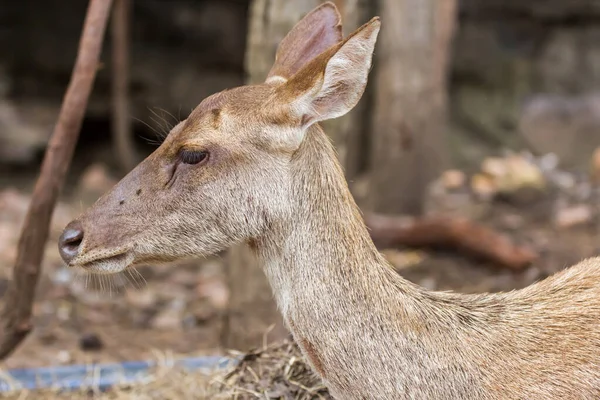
[58,220,84,264]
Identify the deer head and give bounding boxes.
[58,2,380,274]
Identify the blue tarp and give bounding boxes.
[0,356,236,393]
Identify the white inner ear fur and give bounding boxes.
[266,75,288,85]
[292,25,379,129]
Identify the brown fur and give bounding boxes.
[60,3,600,399]
[289,317,327,378]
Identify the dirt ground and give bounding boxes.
[0,144,598,373]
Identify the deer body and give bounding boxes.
[258,124,600,399]
[59,3,600,399]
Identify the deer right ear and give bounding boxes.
[275,17,380,135]
[266,2,343,83]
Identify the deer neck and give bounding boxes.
[253,126,491,396]
[255,124,423,323]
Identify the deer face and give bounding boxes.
[58,2,380,274]
[59,85,300,273]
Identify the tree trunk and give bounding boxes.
[330,0,374,180]
[369,0,457,215]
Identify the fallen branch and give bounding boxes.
[0,0,113,360]
[365,213,538,270]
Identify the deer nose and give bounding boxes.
[59,220,84,264]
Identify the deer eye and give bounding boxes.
[179,149,209,165]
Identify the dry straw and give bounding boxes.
[0,339,332,400]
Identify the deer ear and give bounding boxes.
[278,17,380,128]
[266,2,343,83]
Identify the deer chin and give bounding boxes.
[71,249,134,275]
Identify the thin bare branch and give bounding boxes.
[0,0,114,360]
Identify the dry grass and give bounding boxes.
[218,339,332,400]
[0,340,332,400]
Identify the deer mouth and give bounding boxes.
[71,249,134,275]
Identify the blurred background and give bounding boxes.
[1,0,600,372]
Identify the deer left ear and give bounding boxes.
[267,2,343,83]
[278,17,381,129]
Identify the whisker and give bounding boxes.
[149,107,173,136]
[113,275,123,295]
[133,117,162,137]
[105,275,110,297]
[148,116,169,139]
[133,116,169,147]
[126,268,142,290]
[109,275,116,297]
[140,136,163,146]
[122,269,135,289]
[107,275,115,297]
[155,106,180,125]
[90,273,97,292]
[114,273,127,288]
[137,268,148,287]
[125,269,144,291]
[129,267,148,289]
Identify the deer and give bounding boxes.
[58,3,600,399]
